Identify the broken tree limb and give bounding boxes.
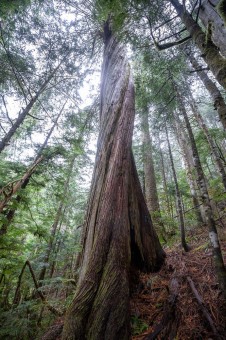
[187,276,219,337]
[145,278,179,339]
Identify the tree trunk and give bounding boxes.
[175,85,226,295]
[0,106,64,237]
[169,0,226,90]
[188,88,226,191]
[198,0,226,57]
[172,113,204,225]
[187,53,226,130]
[158,141,174,220]
[0,60,64,153]
[62,22,165,340]
[141,111,166,240]
[38,156,75,284]
[165,126,189,252]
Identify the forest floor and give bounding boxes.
[130,227,226,340]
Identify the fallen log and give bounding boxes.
[145,277,179,339]
[187,276,219,338]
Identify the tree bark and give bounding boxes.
[187,53,226,130]
[198,0,226,57]
[175,85,226,295]
[62,22,165,340]
[169,0,226,90]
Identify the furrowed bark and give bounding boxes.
[62,22,165,340]
[187,53,226,130]
[170,0,226,90]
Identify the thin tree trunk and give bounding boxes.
[169,0,226,90]
[166,126,189,252]
[187,53,226,130]
[0,60,64,153]
[158,142,173,219]
[62,21,165,340]
[198,0,226,57]
[175,85,226,295]
[38,157,75,284]
[172,114,204,224]
[188,89,226,191]
[0,105,65,236]
[141,112,166,240]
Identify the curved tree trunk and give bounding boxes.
[187,53,226,130]
[170,0,226,90]
[62,22,165,340]
[141,111,166,240]
[198,0,226,57]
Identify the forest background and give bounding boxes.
[0,0,226,339]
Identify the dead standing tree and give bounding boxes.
[62,21,165,340]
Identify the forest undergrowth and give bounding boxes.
[130,226,226,340]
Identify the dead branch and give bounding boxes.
[187,276,219,337]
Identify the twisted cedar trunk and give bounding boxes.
[166,126,189,252]
[169,0,226,90]
[62,23,165,340]
[172,113,204,224]
[141,112,166,239]
[198,0,226,57]
[188,89,226,191]
[0,107,64,236]
[175,86,226,295]
[187,53,226,130]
